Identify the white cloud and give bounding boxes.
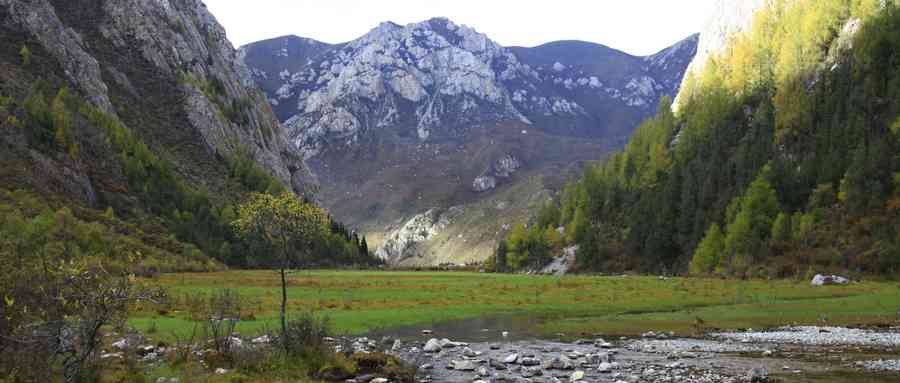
[202,0,715,56]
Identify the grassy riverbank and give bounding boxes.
[130,271,900,340]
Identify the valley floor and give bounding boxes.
[119,270,900,382]
[132,271,900,340]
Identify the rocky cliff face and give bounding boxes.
[241,18,698,264]
[243,18,698,159]
[0,0,311,200]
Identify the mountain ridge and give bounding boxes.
[240,17,699,264]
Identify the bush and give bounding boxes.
[0,95,12,114]
[281,312,331,357]
[203,289,243,354]
[23,87,54,147]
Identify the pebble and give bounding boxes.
[714,326,900,348]
[570,370,585,381]
[855,359,900,372]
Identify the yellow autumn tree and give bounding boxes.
[232,192,329,349]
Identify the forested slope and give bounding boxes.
[500,0,900,277]
[0,0,377,272]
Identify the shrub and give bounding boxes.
[281,312,331,357]
[19,45,31,66]
[23,88,54,147]
[0,95,12,113]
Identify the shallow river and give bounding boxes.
[361,316,900,383]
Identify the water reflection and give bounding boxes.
[367,314,549,343]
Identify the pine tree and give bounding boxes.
[770,212,792,244]
[536,200,561,229]
[506,223,529,270]
[690,223,724,275]
[51,88,74,155]
[359,236,369,258]
[19,45,31,66]
[495,240,508,272]
[722,169,779,275]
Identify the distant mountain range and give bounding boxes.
[240,18,698,265]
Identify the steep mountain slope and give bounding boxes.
[241,18,698,265]
[507,0,900,276]
[1,0,311,193]
[237,35,337,123]
[0,0,375,268]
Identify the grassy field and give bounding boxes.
[131,271,900,340]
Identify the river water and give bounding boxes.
[361,316,900,383]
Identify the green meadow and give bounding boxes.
[130,271,900,340]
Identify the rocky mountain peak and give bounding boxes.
[243,18,699,161]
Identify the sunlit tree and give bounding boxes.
[232,192,328,349]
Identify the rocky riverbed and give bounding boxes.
[351,325,900,383]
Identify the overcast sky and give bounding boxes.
[202,0,717,56]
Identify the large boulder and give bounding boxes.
[811,274,849,286]
[450,360,476,371]
[423,338,442,353]
[521,366,543,378]
[571,370,585,381]
[520,357,541,366]
[748,367,769,382]
[473,175,498,192]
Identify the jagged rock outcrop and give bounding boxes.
[375,207,464,262]
[472,176,497,193]
[0,0,312,198]
[493,155,521,178]
[472,154,521,192]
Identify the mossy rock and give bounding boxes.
[350,353,414,382]
[318,365,354,381]
[350,352,398,373]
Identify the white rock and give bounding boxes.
[450,360,476,371]
[571,370,585,381]
[423,338,442,353]
[811,274,850,286]
[473,175,497,192]
[112,338,130,350]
